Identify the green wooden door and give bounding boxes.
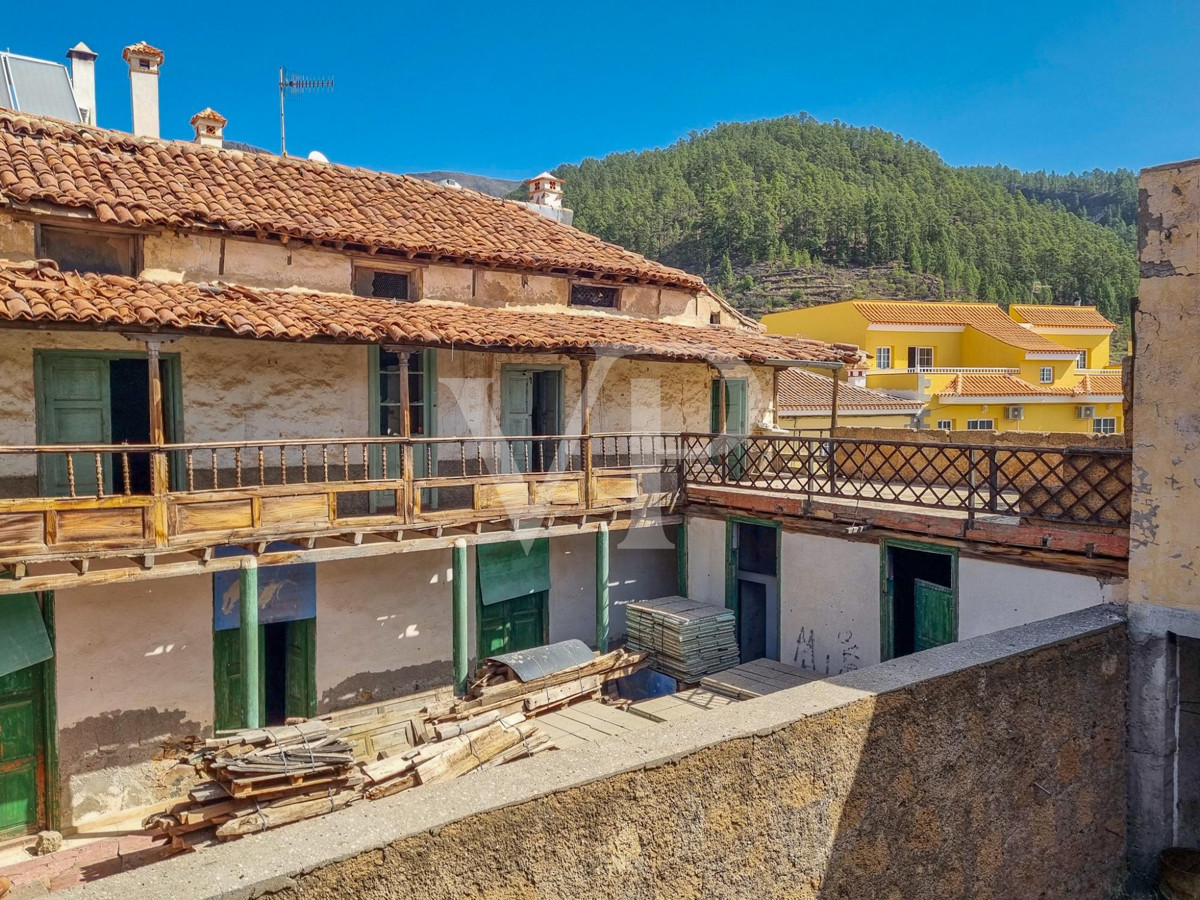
[284,619,317,720]
[213,627,265,732]
[478,593,547,658]
[501,369,535,473]
[711,379,749,479]
[0,593,51,839]
[35,355,112,498]
[913,579,956,652]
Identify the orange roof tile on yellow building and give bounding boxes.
[850,300,1078,353]
[1009,305,1116,329]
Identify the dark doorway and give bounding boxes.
[109,358,152,493]
[501,367,563,473]
[883,544,956,659]
[263,622,289,726]
[729,520,780,663]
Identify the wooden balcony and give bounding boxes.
[0,431,1132,585]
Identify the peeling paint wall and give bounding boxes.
[1132,159,1200,611]
[55,574,214,827]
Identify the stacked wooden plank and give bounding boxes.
[626,596,739,682]
[143,721,360,845]
[700,658,819,700]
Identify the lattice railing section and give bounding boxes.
[681,433,1131,527]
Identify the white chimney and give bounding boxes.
[66,42,98,125]
[190,108,226,149]
[526,172,564,209]
[122,41,164,138]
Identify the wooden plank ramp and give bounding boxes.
[627,687,739,723]
[532,700,656,749]
[699,659,819,700]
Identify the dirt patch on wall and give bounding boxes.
[318,660,454,713]
[266,621,1125,900]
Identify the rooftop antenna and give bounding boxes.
[278,66,333,157]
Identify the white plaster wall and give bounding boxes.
[316,551,455,712]
[686,515,727,608]
[779,532,881,676]
[957,558,1125,640]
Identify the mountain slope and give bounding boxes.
[553,115,1137,322]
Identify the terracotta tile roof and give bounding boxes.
[0,260,862,366]
[939,374,1078,398]
[778,369,922,414]
[0,111,703,291]
[1009,305,1116,329]
[1075,371,1123,396]
[121,42,164,65]
[850,300,1077,353]
[189,108,227,127]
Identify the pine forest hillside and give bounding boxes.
[549,116,1138,325]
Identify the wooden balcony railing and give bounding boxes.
[0,431,1131,566]
[680,433,1132,527]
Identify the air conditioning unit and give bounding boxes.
[1004,405,1024,421]
[1076,405,1096,419]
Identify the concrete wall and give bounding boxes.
[66,607,1128,900]
[688,514,1122,676]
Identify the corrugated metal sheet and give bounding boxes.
[487,639,593,682]
[1,53,81,122]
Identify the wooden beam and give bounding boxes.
[830,372,840,432]
[452,539,468,697]
[70,558,90,576]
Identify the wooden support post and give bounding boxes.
[580,358,593,510]
[771,368,780,430]
[146,340,170,547]
[239,558,261,729]
[829,372,840,433]
[718,375,728,434]
[596,521,610,653]
[397,351,415,523]
[452,538,469,697]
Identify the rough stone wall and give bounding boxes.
[68,609,1126,900]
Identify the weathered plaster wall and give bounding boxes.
[67,608,1127,900]
[1131,158,1200,611]
[55,574,214,828]
[315,553,455,713]
[780,531,881,675]
[957,557,1126,640]
[690,513,1120,675]
[142,233,353,293]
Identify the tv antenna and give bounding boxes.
[278,67,334,157]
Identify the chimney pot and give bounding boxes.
[122,41,164,138]
[526,172,564,210]
[66,42,98,125]
[190,108,227,149]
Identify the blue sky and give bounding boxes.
[5,0,1194,178]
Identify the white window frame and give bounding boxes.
[1076,350,1088,369]
[875,347,892,370]
[1039,366,1054,384]
[936,419,953,431]
[1093,417,1117,435]
[966,419,995,431]
[908,346,934,370]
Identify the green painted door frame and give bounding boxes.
[725,516,782,662]
[476,587,549,660]
[368,347,438,508]
[0,587,58,838]
[33,349,185,496]
[878,538,959,661]
[213,618,316,731]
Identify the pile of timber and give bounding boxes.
[361,646,649,799]
[143,720,360,846]
[626,596,739,682]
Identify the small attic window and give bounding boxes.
[710,312,721,325]
[37,225,138,276]
[570,283,619,309]
[354,266,416,302]
[138,59,151,70]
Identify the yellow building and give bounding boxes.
[762,300,1123,433]
[776,368,923,432]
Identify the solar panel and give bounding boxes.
[0,53,81,122]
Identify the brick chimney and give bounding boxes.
[190,109,226,149]
[122,41,164,138]
[66,42,98,125]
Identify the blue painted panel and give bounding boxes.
[213,544,316,631]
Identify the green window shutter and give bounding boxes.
[0,594,53,679]
[35,354,113,497]
[725,379,749,435]
[284,619,317,720]
[476,539,550,606]
[913,579,956,651]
